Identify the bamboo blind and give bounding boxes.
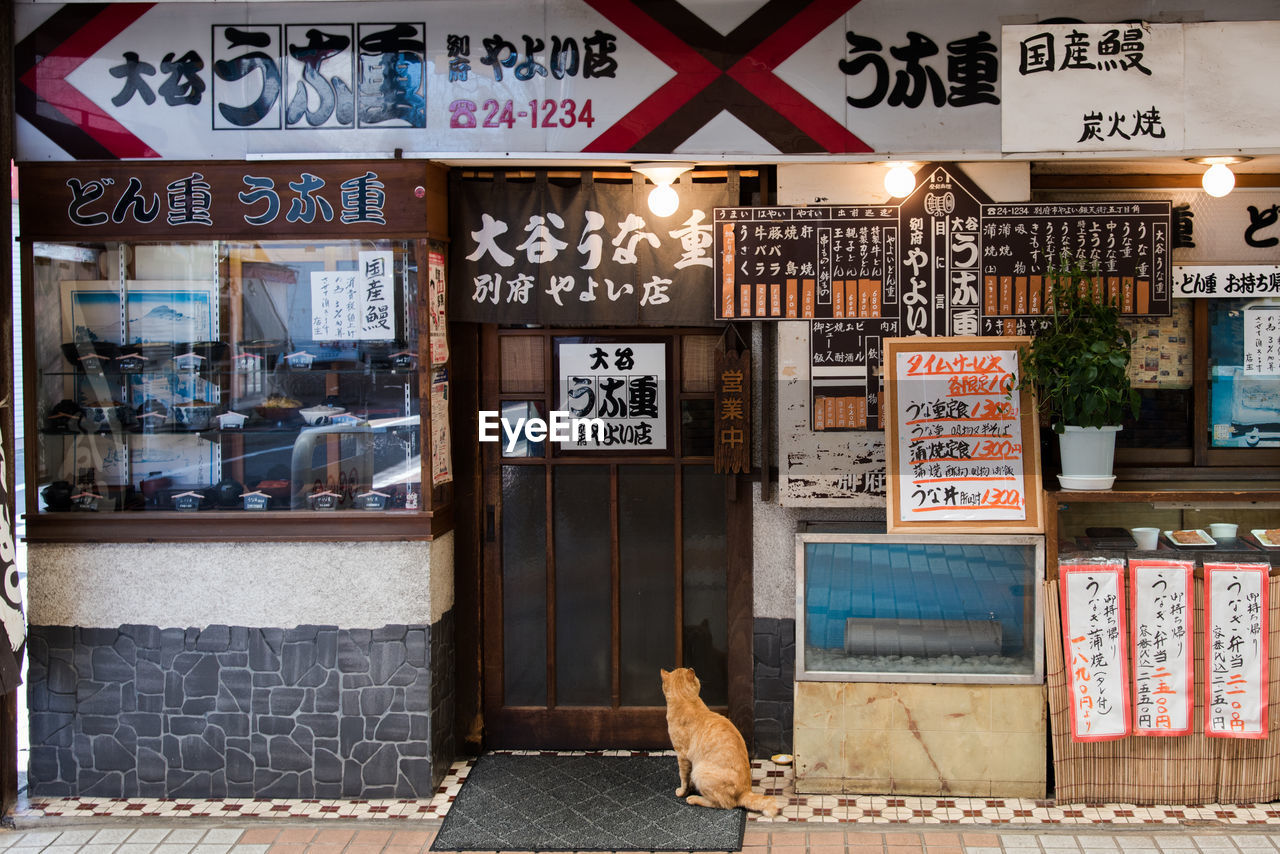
[1047,574,1280,805]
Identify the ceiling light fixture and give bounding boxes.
[883,162,918,198]
[1187,155,1253,198]
[633,162,694,217]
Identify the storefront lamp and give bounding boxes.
[883,163,917,198]
[1189,155,1252,198]
[633,162,694,217]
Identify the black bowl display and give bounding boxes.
[61,341,120,373]
[41,480,75,511]
[237,340,285,370]
[46,399,84,433]
[213,477,245,508]
[184,341,230,369]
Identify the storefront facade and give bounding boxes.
[9,0,1280,803]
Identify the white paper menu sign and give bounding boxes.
[1061,562,1131,741]
[893,348,1025,522]
[1205,562,1270,739]
[309,251,396,341]
[1130,559,1194,737]
[1244,306,1280,375]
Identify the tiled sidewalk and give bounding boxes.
[23,754,1280,826]
[5,825,1280,854]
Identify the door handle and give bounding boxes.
[485,504,496,542]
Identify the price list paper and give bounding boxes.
[887,340,1030,525]
[1061,561,1132,742]
[1129,559,1194,737]
[1205,562,1270,739]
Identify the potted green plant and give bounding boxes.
[1016,251,1140,490]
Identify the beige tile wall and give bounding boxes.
[793,681,1046,797]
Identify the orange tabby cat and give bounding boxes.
[660,667,781,816]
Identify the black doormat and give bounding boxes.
[430,753,747,852]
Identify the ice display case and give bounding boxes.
[796,529,1045,684]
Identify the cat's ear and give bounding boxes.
[660,668,670,680]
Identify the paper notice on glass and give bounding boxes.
[1061,562,1131,741]
[1205,562,1269,739]
[893,348,1025,522]
[1243,306,1280,375]
[428,249,449,366]
[431,368,452,486]
[1130,559,1194,737]
[358,250,395,341]
[309,252,396,341]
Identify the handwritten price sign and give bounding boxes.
[884,337,1043,534]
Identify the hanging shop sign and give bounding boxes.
[1129,559,1194,737]
[713,345,750,475]
[1001,21,1280,153]
[20,3,1280,162]
[17,162,426,241]
[555,341,668,452]
[1060,561,1131,743]
[452,173,733,325]
[716,167,1171,326]
[882,336,1042,534]
[1204,562,1269,739]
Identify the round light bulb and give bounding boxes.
[884,164,916,198]
[1202,162,1235,197]
[647,184,679,217]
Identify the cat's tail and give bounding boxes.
[738,791,781,817]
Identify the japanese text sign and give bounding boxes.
[1129,559,1194,737]
[308,251,397,342]
[1174,266,1280,299]
[453,174,732,325]
[17,162,423,241]
[713,347,750,474]
[556,341,667,451]
[1204,562,1269,739]
[883,336,1042,534]
[1001,23,1184,153]
[1244,306,1280,376]
[1061,561,1131,742]
[714,170,1172,340]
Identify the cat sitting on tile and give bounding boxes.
[660,667,781,817]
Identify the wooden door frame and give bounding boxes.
[458,325,753,750]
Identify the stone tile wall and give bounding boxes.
[753,617,795,758]
[27,615,454,799]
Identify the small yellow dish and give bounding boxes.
[770,753,793,766]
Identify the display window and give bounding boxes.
[31,238,428,517]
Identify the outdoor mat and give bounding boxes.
[430,753,747,852]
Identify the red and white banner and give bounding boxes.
[1129,559,1194,737]
[19,1,1280,161]
[1205,562,1270,739]
[1060,561,1130,742]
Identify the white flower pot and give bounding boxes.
[1057,424,1121,490]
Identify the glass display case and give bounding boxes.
[30,239,427,515]
[795,529,1045,684]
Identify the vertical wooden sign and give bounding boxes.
[714,348,750,474]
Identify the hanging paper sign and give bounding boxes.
[1205,562,1270,739]
[1130,559,1194,737]
[556,341,667,451]
[1060,561,1131,742]
[714,347,750,474]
